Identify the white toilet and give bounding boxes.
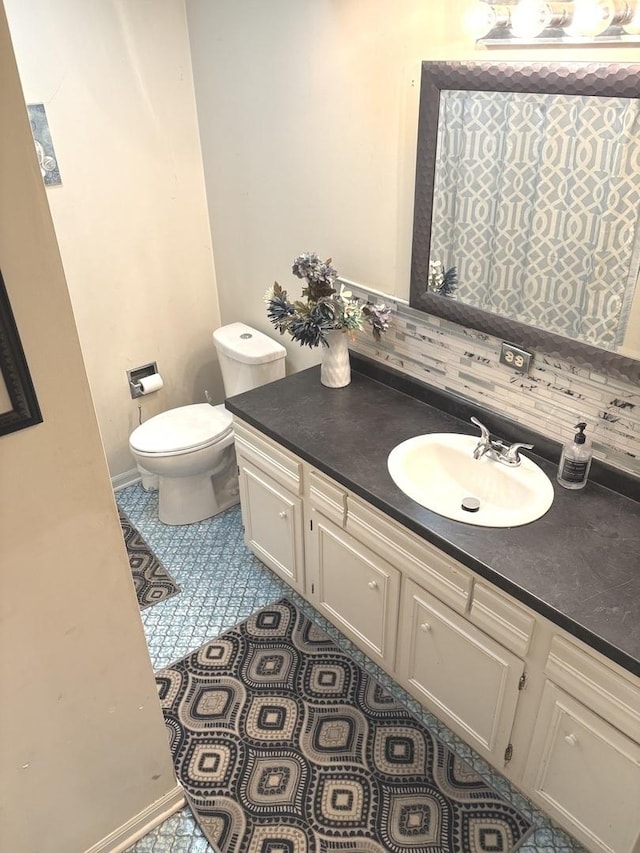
[129,323,286,525]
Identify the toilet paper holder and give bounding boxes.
[127,362,160,399]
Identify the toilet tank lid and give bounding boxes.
[213,322,287,364]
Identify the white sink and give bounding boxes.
[387,433,554,527]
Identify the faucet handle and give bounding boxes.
[470,416,490,441]
[504,441,534,465]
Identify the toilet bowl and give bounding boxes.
[130,403,237,525]
[128,323,286,525]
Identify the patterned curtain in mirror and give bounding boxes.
[429,90,640,350]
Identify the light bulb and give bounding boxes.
[464,2,511,39]
[622,0,640,32]
[510,0,573,37]
[564,0,616,35]
[510,0,553,37]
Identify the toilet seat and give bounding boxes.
[129,403,233,457]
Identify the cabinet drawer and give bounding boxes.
[308,469,347,527]
[234,418,302,495]
[469,582,536,657]
[524,681,640,853]
[347,495,472,613]
[546,635,640,743]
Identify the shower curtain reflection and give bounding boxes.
[430,89,640,351]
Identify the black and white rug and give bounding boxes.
[157,598,532,852]
[119,510,181,610]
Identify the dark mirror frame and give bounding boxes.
[0,268,42,436]
[409,60,640,383]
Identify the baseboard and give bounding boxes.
[85,783,185,853]
[112,468,141,491]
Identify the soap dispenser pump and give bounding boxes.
[557,422,592,490]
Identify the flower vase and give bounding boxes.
[321,330,351,388]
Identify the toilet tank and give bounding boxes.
[212,322,286,397]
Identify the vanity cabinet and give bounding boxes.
[523,635,640,853]
[232,418,640,853]
[398,578,524,764]
[234,422,305,593]
[524,681,640,853]
[307,511,400,669]
[304,468,400,669]
[343,485,523,766]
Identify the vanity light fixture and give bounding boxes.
[467,0,640,43]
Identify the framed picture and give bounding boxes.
[27,104,62,187]
[0,267,42,436]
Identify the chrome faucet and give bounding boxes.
[470,417,533,467]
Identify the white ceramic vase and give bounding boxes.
[320,329,351,388]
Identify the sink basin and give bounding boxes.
[387,433,554,527]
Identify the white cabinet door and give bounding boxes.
[237,457,304,593]
[398,578,524,764]
[308,511,400,669]
[524,681,640,853]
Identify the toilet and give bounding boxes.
[129,323,286,525]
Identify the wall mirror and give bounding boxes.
[0,267,42,436]
[409,60,640,382]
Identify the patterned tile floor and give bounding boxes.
[117,483,586,853]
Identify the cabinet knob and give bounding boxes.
[368,580,378,590]
[421,622,431,632]
[279,511,288,519]
[564,733,578,747]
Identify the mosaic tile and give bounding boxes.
[120,484,586,853]
[350,288,640,478]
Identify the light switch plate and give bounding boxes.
[500,342,533,373]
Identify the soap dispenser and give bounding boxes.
[557,422,592,490]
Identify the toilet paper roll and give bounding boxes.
[138,373,164,395]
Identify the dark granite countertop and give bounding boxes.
[226,357,640,678]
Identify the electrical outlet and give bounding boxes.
[500,342,533,373]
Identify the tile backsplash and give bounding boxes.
[348,285,640,479]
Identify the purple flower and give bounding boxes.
[363,302,392,341]
[292,252,338,300]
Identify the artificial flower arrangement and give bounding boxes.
[265,252,391,348]
[428,259,458,298]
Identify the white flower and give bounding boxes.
[263,285,276,305]
[339,284,353,300]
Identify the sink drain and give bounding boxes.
[461,496,481,513]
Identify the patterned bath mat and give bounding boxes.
[119,510,181,610]
[157,598,532,852]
